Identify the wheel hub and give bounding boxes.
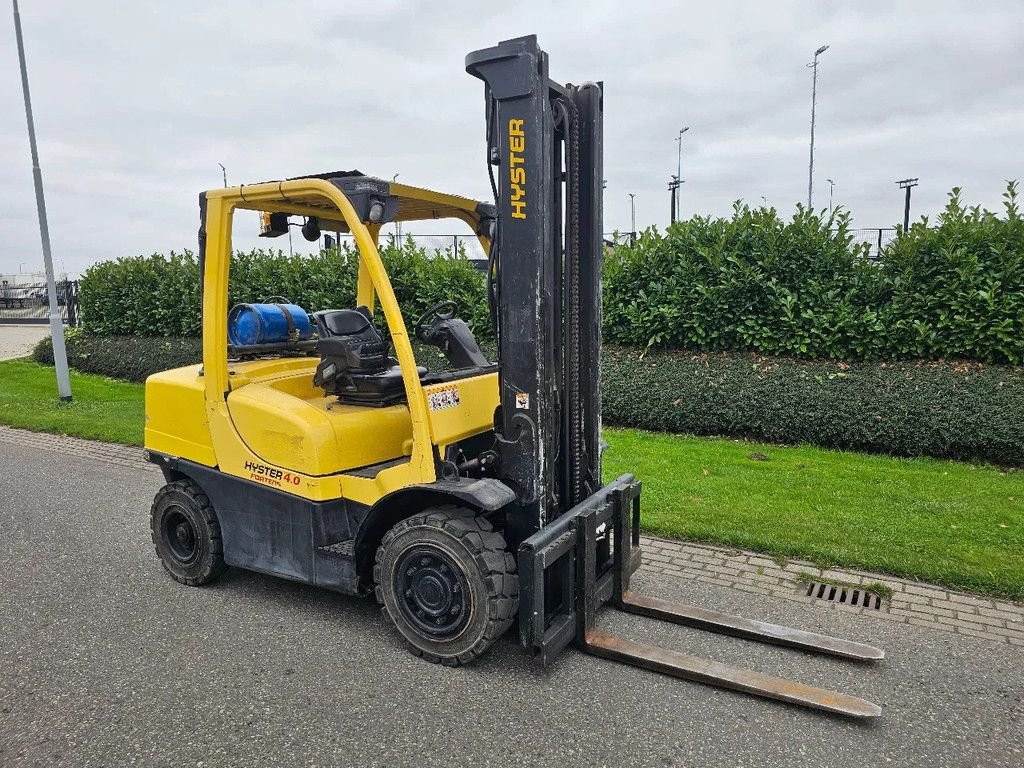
[395,547,470,639]
[162,507,199,565]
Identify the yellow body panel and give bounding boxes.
[227,373,414,476]
[225,356,321,389]
[205,400,343,502]
[340,372,500,507]
[423,373,499,451]
[340,461,422,508]
[145,365,216,466]
[144,176,496,508]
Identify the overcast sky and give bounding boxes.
[2,1,1022,277]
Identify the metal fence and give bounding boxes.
[338,231,633,258]
[0,279,79,325]
[336,232,487,260]
[367,229,898,258]
[847,228,897,261]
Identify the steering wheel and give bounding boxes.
[415,300,459,342]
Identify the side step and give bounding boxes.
[519,475,885,719]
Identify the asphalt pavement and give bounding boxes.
[1,438,1021,767]
[0,324,49,361]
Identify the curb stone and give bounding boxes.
[639,535,1024,646]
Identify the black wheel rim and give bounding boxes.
[162,507,199,565]
[394,546,471,639]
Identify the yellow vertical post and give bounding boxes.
[356,223,380,312]
[202,194,232,404]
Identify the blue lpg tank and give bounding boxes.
[227,303,313,346]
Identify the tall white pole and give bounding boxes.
[807,45,829,211]
[676,137,681,221]
[628,192,636,242]
[676,126,689,220]
[13,0,71,401]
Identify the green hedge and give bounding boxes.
[78,184,1023,365]
[79,237,490,340]
[604,184,1024,363]
[33,331,203,383]
[34,334,1024,465]
[602,346,1024,465]
[876,187,1024,362]
[605,205,878,357]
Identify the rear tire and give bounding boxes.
[151,479,227,586]
[374,506,518,666]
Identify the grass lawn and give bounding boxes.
[3,358,1022,600]
[605,429,1024,601]
[0,359,144,445]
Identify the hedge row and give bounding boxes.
[79,237,490,340]
[604,184,1024,363]
[77,184,1024,365]
[34,334,1024,465]
[33,331,204,383]
[603,346,1024,466]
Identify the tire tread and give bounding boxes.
[373,505,518,666]
[150,479,227,586]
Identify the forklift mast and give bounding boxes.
[465,37,885,719]
[466,35,604,547]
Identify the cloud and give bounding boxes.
[2,0,1022,276]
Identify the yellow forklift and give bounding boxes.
[144,35,883,716]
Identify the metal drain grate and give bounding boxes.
[804,581,884,610]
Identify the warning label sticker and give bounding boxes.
[515,392,530,410]
[427,384,461,411]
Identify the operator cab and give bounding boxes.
[311,300,492,407]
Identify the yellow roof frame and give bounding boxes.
[221,176,490,231]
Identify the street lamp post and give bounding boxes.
[826,178,835,213]
[628,193,636,242]
[807,44,829,210]
[13,0,71,401]
[675,126,689,220]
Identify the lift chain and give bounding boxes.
[558,93,586,508]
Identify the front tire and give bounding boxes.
[151,479,227,586]
[374,506,518,666]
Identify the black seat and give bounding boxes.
[316,308,376,338]
[312,308,424,407]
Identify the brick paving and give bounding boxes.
[0,425,155,472]
[2,425,1021,647]
[641,535,1024,646]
